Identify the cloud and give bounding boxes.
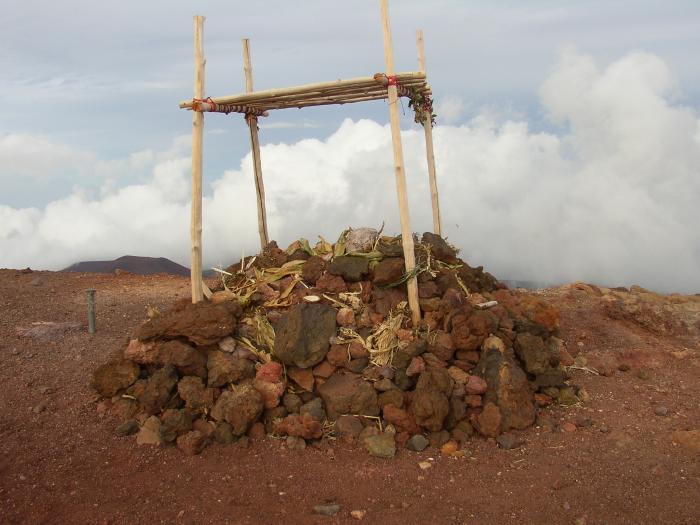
[0,134,95,179]
[1,50,699,293]
[435,95,466,124]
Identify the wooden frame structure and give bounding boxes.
[180,0,442,326]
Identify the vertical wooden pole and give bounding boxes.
[380,0,421,327]
[190,15,205,303]
[242,38,269,250]
[416,29,442,236]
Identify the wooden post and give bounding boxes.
[190,15,205,303]
[416,29,442,236]
[242,38,270,250]
[380,0,421,327]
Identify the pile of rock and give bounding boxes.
[92,229,583,456]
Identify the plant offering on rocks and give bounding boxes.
[92,228,584,456]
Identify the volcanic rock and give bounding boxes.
[328,256,370,282]
[134,300,240,345]
[177,376,215,411]
[383,404,421,435]
[421,232,458,263]
[136,415,163,446]
[406,434,429,452]
[273,303,337,368]
[274,413,323,440]
[364,433,396,458]
[302,255,325,284]
[336,415,363,442]
[160,408,194,443]
[176,430,207,456]
[410,367,453,431]
[92,360,140,397]
[300,397,326,422]
[139,365,178,415]
[210,383,264,435]
[318,372,379,419]
[207,351,255,388]
[514,333,549,375]
[372,258,405,286]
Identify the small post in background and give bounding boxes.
[87,289,96,334]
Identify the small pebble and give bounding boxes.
[561,422,577,433]
[313,504,340,516]
[618,363,631,372]
[32,400,48,414]
[599,426,610,433]
[350,509,367,520]
[418,461,432,470]
[654,406,669,417]
[637,369,651,380]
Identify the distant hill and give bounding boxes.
[63,255,190,276]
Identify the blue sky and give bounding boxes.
[1,1,699,291]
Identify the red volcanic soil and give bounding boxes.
[0,270,698,524]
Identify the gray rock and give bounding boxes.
[115,419,139,437]
[273,303,337,368]
[406,434,429,452]
[654,406,669,417]
[286,435,307,451]
[283,392,303,413]
[364,433,396,459]
[496,433,523,450]
[300,397,326,422]
[328,256,369,282]
[314,504,341,516]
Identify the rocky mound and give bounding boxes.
[92,229,583,456]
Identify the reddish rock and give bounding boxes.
[464,375,488,395]
[327,344,349,367]
[378,389,404,409]
[349,342,369,359]
[288,367,314,391]
[406,356,425,377]
[429,330,455,361]
[465,395,482,408]
[561,422,577,433]
[274,413,322,440]
[418,281,440,299]
[316,273,348,294]
[160,409,194,443]
[134,300,240,346]
[192,418,216,438]
[336,415,364,442]
[176,430,207,455]
[534,393,553,407]
[256,361,283,383]
[410,368,453,431]
[336,307,356,327]
[247,421,266,440]
[312,360,337,379]
[517,295,559,333]
[136,415,164,446]
[139,365,178,415]
[123,339,158,363]
[372,258,405,286]
[383,404,421,435]
[92,360,140,397]
[447,366,469,384]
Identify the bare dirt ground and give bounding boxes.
[0,269,698,525]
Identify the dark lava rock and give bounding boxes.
[496,432,523,450]
[92,360,140,397]
[314,504,341,516]
[318,372,379,419]
[421,232,458,263]
[300,397,326,422]
[274,413,323,440]
[213,421,236,445]
[177,376,216,411]
[160,408,194,443]
[176,430,207,456]
[302,255,325,284]
[154,340,207,378]
[134,300,240,345]
[139,365,178,415]
[273,303,337,368]
[372,258,406,286]
[406,434,429,452]
[410,367,453,431]
[115,419,139,437]
[328,256,370,282]
[514,333,550,375]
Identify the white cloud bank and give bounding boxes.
[1,50,699,293]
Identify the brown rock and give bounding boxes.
[302,256,325,285]
[274,413,323,440]
[316,273,348,294]
[475,402,502,437]
[177,376,215,411]
[253,378,285,409]
[207,350,255,388]
[372,258,405,286]
[210,382,264,435]
[139,365,178,415]
[447,366,469,384]
[327,344,349,367]
[273,303,337,368]
[247,421,266,440]
[176,430,207,455]
[318,372,379,419]
[406,356,425,377]
[136,415,164,446]
[328,256,370,282]
[514,333,550,375]
[421,232,458,263]
[313,360,337,379]
[288,367,315,391]
[429,331,455,361]
[160,408,194,442]
[378,389,404,409]
[464,375,488,395]
[336,307,356,327]
[336,415,364,442]
[92,360,140,397]
[383,404,421,435]
[192,418,216,438]
[256,361,283,383]
[155,340,207,378]
[134,300,240,345]
[410,368,453,432]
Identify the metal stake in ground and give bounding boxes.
[87,289,96,334]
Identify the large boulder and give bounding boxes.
[92,360,140,397]
[273,303,337,368]
[134,300,240,345]
[318,372,379,419]
[210,382,264,435]
[207,350,255,388]
[475,337,535,431]
[328,256,370,282]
